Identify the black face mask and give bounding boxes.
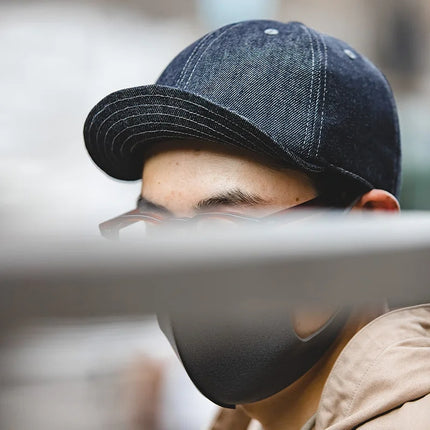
[158,306,347,408]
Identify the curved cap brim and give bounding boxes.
[83,85,323,181]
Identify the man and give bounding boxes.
[84,20,430,430]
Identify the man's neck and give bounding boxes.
[238,306,386,430]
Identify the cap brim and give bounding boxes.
[84,85,323,181]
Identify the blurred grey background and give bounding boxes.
[1,0,430,238]
[1,1,429,429]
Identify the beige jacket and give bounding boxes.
[208,304,430,430]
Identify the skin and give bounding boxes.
[141,139,400,430]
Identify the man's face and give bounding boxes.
[141,139,334,337]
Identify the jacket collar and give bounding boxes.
[315,304,430,429]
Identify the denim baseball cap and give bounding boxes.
[84,20,401,196]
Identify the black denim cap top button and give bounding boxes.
[83,20,401,196]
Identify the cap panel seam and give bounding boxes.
[176,31,213,87]
[316,33,328,158]
[183,22,244,90]
[300,25,316,156]
[307,28,324,159]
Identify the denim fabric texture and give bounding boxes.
[84,20,401,196]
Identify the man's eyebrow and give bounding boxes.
[137,196,173,215]
[194,189,268,211]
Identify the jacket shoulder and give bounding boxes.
[356,393,430,430]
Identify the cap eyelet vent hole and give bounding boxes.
[264,28,279,35]
[344,48,357,59]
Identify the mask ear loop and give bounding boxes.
[291,307,349,342]
[290,197,360,341]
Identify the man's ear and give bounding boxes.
[353,189,400,212]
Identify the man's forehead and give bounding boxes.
[140,139,317,217]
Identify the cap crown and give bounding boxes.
[157,20,401,195]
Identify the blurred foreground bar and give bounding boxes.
[1,213,430,328]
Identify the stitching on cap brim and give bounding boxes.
[83,85,325,181]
